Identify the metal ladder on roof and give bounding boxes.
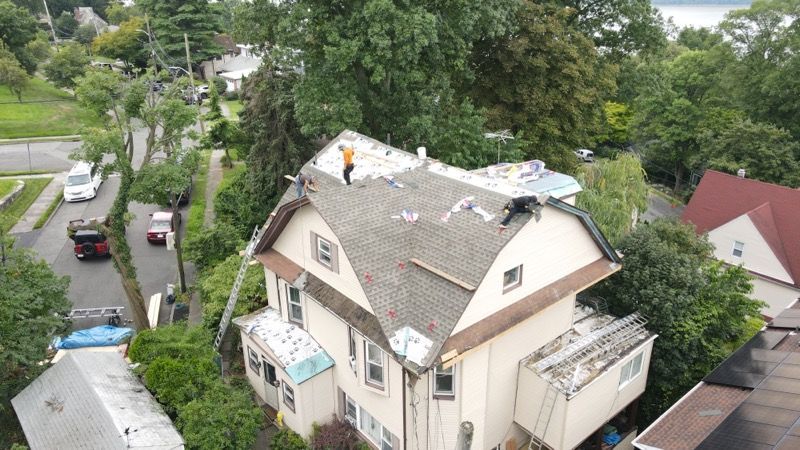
[529,384,559,450]
[213,226,262,351]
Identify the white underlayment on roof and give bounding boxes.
[243,308,324,367]
[311,136,424,182]
[389,326,434,366]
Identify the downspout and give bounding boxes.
[402,369,408,450]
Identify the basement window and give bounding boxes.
[732,241,745,258]
[503,265,523,292]
[619,352,644,390]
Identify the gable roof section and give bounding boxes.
[11,352,183,450]
[254,131,619,372]
[682,170,800,287]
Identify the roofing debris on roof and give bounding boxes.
[389,326,434,366]
[310,134,423,183]
[11,352,184,450]
[234,307,334,384]
[523,305,651,397]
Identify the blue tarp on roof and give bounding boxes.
[54,325,134,349]
[285,351,335,385]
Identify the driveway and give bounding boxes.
[642,191,685,222]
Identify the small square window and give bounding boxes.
[503,265,522,292]
[732,241,744,258]
[318,237,332,267]
[619,352,645,389]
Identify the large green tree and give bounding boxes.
[468,1,616,173]
[591,219,763,427]
[0,246,71,448]
[43,42,90,89]
[135,0,222,65]
[0,0,39,73]
[92,17,149,69]
[0,48,28,102]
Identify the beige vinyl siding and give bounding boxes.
[271,206,374,314]
[751,276,800,319]
[709,214,794,284]
[453,208,603,333]
[302,295,405,438]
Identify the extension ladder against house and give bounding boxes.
[529,384,559,450]
[213,226,262,350]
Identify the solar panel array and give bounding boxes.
[770,309,800,330]
[703,330,790,388]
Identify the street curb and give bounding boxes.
[0,135,81,145]
[42,195,65,229]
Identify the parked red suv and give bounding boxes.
[72,229,110,260]
[147,211,180,244]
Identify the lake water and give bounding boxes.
[655,4,751,28]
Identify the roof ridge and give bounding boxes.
[706,170,800,195]
[745,202,794,283]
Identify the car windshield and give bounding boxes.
[66,174,91,186]
[150,219,172,230]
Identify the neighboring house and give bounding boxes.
[199,34,241,80]
[233,130,656,450]
[11,352,184,450]
[633,302,800,450]
[73,7,113,34]
[681,170,800,319]
[214,55,261,91]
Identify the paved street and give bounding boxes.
[642,191,685,222]
[3,128,194,330]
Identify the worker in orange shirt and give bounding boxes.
[339,144,355,185]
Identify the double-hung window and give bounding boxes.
[732,241,745,258]
[247,346,260,375]
[317,237,332,267]
[619,352,644,389]
[311,232,338,272]
[283,381,295,411]
[287,286,303,325]
[365,341,384,388]
[433,364,455,398]
[344,393,394,450]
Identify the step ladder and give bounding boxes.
[213,226,263,350]
[529,384,559,450]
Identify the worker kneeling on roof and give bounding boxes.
[499,193,550,231]
[295,173,318,198]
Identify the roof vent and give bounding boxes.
[417,147,427,160]
[737,168,746,179]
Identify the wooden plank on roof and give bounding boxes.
[409,258,476,291]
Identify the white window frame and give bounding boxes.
[247,346,260,375]
[619,352,644,390]
[317,236,333,267]
[503,265,522,292]
[732,240,745,258]
[433,364,455,398]
[287,286,303,325]
[365,341,385,388]
[344,393,393,450]
[283,381,295,412]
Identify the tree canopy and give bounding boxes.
[0,0,39,73]
[92,17,150,69]
[135,0,222,65]
[43,42,90,89]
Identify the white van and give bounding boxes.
[575,149,594,162]
[64,161,102,202]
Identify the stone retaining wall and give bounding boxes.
[0,180,25,212]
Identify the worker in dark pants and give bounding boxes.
[295,173,318,198]
[498,193,550,231]
[339,144,355,185]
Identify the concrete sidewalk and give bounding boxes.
[10,172,65,234]
[203,150,225,227]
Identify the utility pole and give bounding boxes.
[170,191,187,293]
[42,0,58,47]
[144,14,157,72]
[184,33,205,133]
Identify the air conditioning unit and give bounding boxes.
[348,355,357,374]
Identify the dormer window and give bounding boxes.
[503,265,523,292]
[732,241,744,258]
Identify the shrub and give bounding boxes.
[224,90,239,101]
[178,382,262,450]
[198,253,265,331]
[211,76,227,95]
[183,223,243,271]
[128,324,215,366]
[310,419,361,450]
[143,356,219,414]
[271,428,309,450]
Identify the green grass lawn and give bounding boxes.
[0,179,18,199]
[0,177,52,233]
[0,78,104,139]
[186,150,212,237]
[222,100,243,120]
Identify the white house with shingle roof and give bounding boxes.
[234,130,655,449]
